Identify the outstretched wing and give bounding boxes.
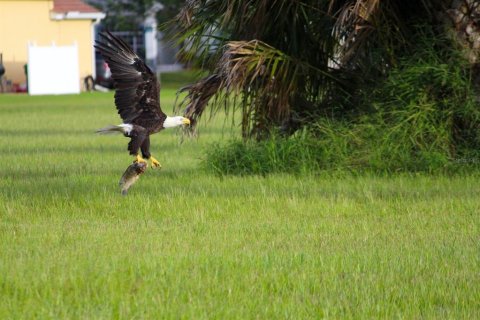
[94,31,165,123]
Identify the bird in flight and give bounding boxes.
[95,31,190,168]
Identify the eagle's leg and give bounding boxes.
[135,154,148,164]
[128,131,148,166]
[140,136,161,169]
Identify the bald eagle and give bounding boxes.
[95,32,190,168]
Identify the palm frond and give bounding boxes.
[167,0,454,138]
[175,74,223,136]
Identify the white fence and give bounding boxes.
[28,43,80,95]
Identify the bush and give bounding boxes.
[204,130,323,175]
[358,38,480,172]
[204,36,480,175]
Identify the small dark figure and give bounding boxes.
[0,53,5,93]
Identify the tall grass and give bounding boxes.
[205,129,319,175]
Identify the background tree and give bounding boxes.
[170,0,479,140]
[87,0,185,30]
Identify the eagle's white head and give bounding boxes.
[164,116,191,128]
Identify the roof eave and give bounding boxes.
[50,11,106,21]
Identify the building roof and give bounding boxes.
[52,0,101,13]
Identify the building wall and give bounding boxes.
[0,0,94,89]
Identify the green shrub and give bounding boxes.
[204,130,323,175]
[204,33,480,175]
[359,39,480,172]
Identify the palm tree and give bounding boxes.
[169,0,479,138]
[440,0,480,64]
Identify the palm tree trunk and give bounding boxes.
[437,0,480,64]
[437,0,480,98]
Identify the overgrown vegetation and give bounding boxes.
[204,33,480,174]
[169,0,480,174]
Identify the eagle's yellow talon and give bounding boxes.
[135,154,147,165]
[150,156,161,168]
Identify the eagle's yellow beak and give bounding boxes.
[182,118,191,125]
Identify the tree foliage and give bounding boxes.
[170,0,480,139]
[87,0,184,30]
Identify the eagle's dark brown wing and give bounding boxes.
[94,31,166,124]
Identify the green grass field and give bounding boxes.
[0,90,479,319]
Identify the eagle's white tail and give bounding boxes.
[96,124,133,135]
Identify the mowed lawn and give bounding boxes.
[0,91,479,319]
